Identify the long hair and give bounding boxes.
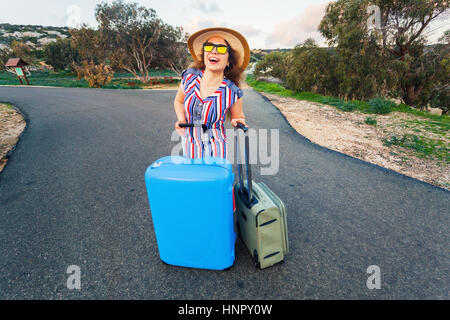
[187,39,245,88]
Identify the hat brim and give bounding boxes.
[187,27,250,70]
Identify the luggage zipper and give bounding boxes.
[264,251,280,259]
[259,218,277,227]
[255,209,265,227]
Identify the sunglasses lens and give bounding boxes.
[204,43,228,54]
[217,46,228,54]
[204,45,214,52]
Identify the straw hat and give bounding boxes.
[187,27,250,70]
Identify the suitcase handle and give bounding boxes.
[235,122,248,132]
[234,123,256,208]
[179,122,208,133]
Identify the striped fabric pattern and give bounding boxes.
[181,68,243,159]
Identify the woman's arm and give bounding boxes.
[230,98,246,127]
[174,83,186,135]
[174,83,186,121]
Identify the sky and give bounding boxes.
[0,0,448,49]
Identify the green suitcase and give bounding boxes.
[234,124,289,269]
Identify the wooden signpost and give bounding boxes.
[5,58,30,85]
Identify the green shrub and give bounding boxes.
[368,97,395,114]
[382,134,407,147]
[253,51,289,82]
[318,96,357,112]
[382,134,449,162]
[285,39,338,95]
[365,117,377,126]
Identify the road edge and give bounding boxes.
[0,101,28,176]
[249,88,450,194]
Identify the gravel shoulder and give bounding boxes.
[0,103,26,172]
[259,92,449,191]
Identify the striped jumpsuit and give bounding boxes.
[180,68,243,159]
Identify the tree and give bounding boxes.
[285,39,339,95]
[69,25,109,80]
[152,24,191,75]
[319,0,450,106]
[422,30,450,114]
[72,61,114,88]
[319,0,398,100]
[44,38,79,71]
[10,41,31,59]
[254,51,290,82]
[95,0,164,83]
[69,26,106,64]
[0,47,12,70]
[0,41,36,73]
[376,0,449,106]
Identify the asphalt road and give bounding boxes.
[0,86,448,299]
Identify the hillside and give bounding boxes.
[0,23,70,50]
[0,23,294,58]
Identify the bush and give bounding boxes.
[365,117,377,126]
[318,96,358,112]
[383,134,449,162]
[368,97,396,114]
[430,87,449,115]
[285,39,338,95]
[44,38,79,71]
[72,61,114,88]
[253,51,289,82]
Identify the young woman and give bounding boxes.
[173,27,250,159]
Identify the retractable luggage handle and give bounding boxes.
[179,122,212,143]
[234,122,255,208]
[179,122,208,132]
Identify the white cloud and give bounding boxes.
[265,2,329,48]
[232,24,261,38]
[183,17,228,35]
[191,1,221,13]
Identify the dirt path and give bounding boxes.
[258,92,449,190]
[0,103,26,172]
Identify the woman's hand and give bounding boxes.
[175,120,186,136]
[231,118,247,128]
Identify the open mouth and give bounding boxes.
[208,57,220,65]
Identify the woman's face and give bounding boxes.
[203,36,229,73]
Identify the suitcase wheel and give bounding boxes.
[253,250,261,269]
[160,259,169,266]
[223,265,234,271]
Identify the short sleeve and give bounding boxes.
[181,68,200,92]
[228,81,243,99]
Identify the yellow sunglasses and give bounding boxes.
[203,42,229,55]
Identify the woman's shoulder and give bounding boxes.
[225,79,243,99]
[181,68,202,79]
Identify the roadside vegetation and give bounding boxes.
[248,1,449,170]
[247,75,448,120]
[0,0,189,88]
[0,70,179,89]
[252,0,449,116]
[247,75,449,166]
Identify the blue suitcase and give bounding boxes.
[144,156,236,270]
